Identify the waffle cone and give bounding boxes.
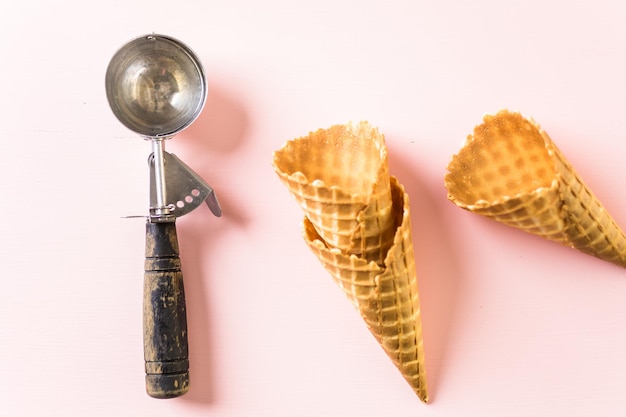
[445,110,626,267]
[273,122,428,402]
[304,177,428,401]
[272,122,395,265]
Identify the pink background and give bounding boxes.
[2,1,626,416]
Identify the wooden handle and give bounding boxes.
[143,221,189,398]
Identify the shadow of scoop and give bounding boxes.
[178,82,249,154]
[170,79,250,405]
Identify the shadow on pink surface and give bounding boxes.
[172,81,251,405]
[388,143,465,403]
[178,81,248,155]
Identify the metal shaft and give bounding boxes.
[151,139,171,219]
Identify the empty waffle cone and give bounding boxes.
[304,177,428,401]
[272,123,429,402]
[445,109,626,267]
[272,121,395,265]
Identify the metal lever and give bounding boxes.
[149,151,222,219]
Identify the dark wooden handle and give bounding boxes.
[143,221,189,398]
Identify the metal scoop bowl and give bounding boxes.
[106,34,207,138]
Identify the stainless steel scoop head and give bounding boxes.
[105,34,207,138]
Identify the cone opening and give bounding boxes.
[445,110,557,206]
[273,121,387,197]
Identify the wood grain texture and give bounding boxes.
[144,221,189,398]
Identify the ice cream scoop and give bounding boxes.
[106,34,221,398]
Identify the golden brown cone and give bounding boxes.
[445,110,626,267]
[272,122,429,402]
[272,122,395,266]
[304,177,428,401]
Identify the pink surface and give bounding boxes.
[2,1,626,416]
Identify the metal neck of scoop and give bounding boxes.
[149,138,174,222]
